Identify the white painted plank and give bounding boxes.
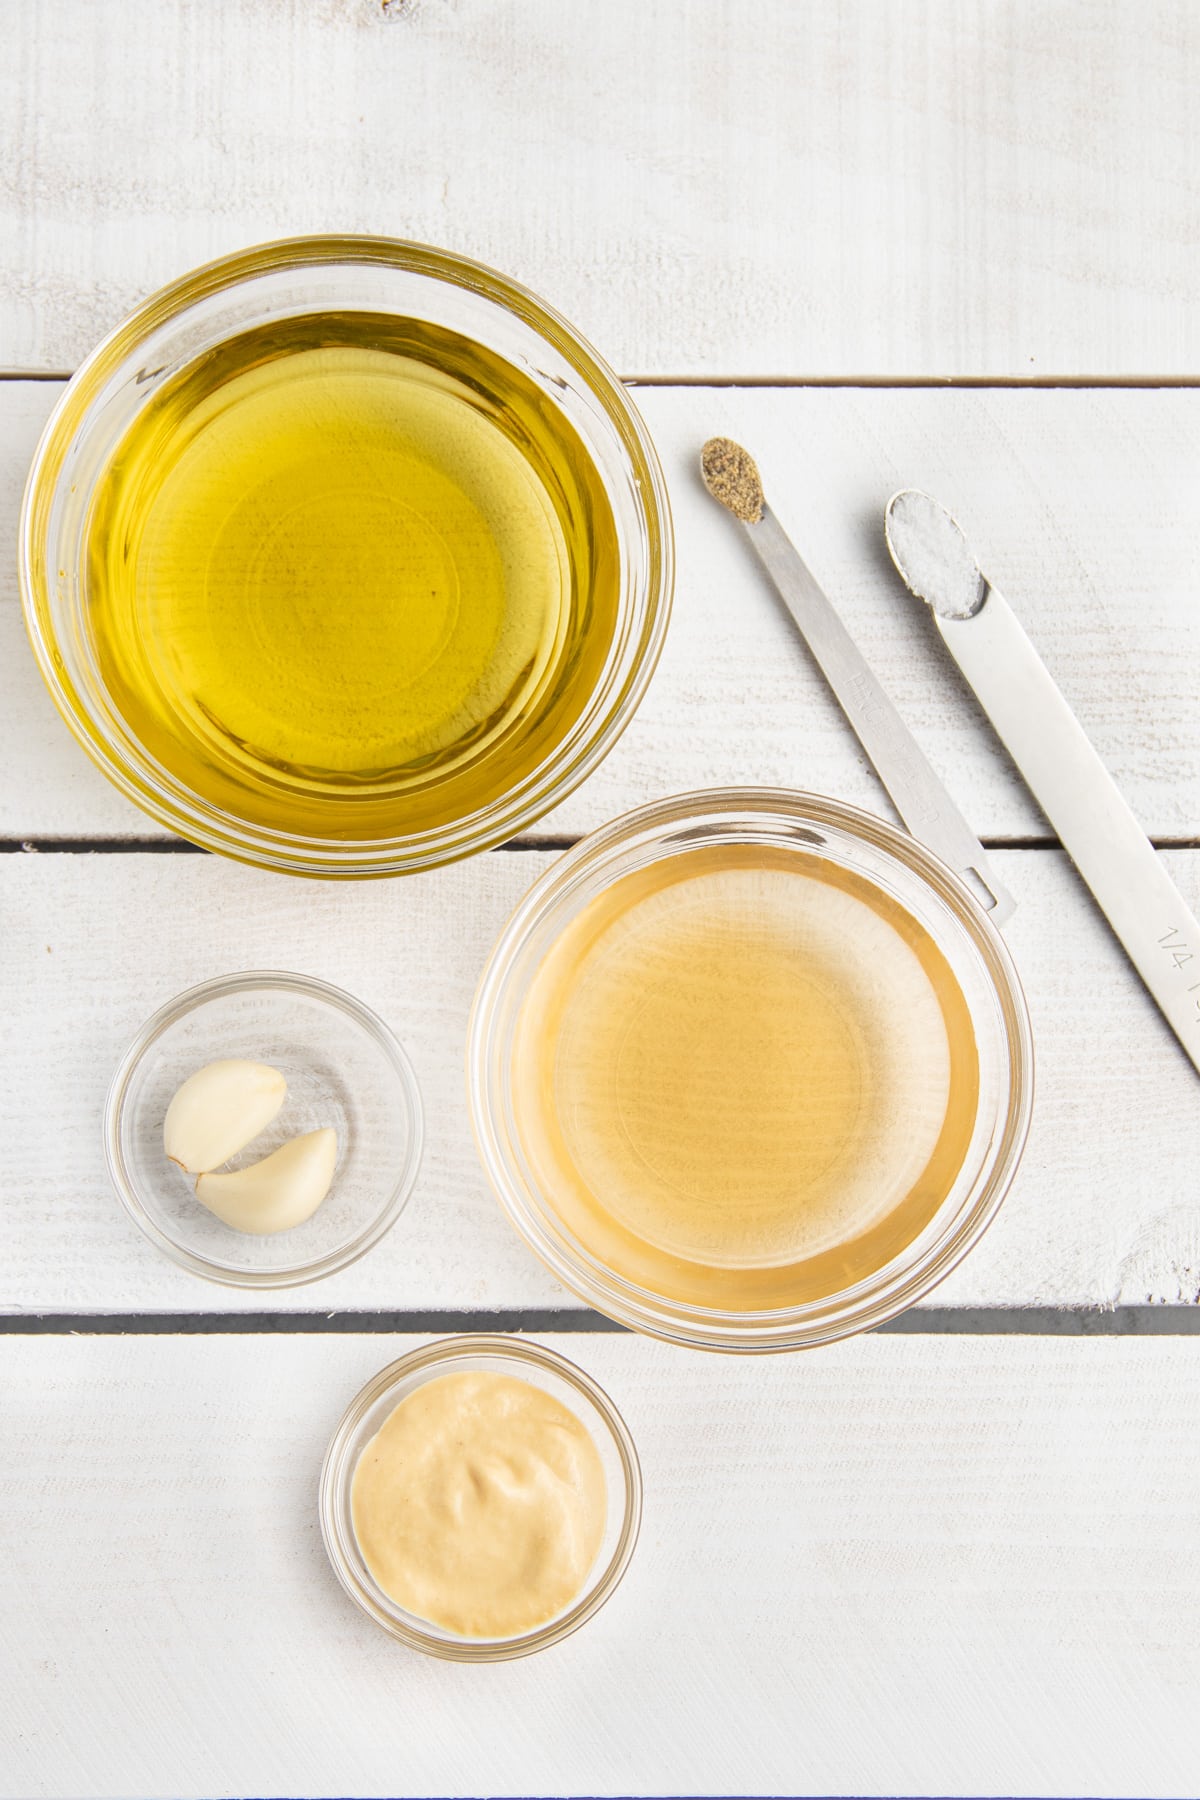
[3,847,1199,1315]
[6,383,1200,844]
[5,1,1200,377]
[2,1333,1198,1799]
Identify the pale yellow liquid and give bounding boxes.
[512,847,980,1309]
[85,314,619,843]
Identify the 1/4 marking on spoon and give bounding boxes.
[1157,924,1194,970]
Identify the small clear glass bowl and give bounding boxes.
[468,787,1034,1353]
[104,970,423,1288]
[320,1335,642,1661]
[20,235,673,878]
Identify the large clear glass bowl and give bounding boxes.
[20,236,672,877]
[468,788,1034,1352]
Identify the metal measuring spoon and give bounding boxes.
[700,437,1015,926]
[886,487,1200,1078]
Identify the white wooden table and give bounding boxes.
[3,5,1200,1797]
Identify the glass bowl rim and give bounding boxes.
[103,967,425,1288]
[318,1333,643,1661]
[19,232,674,877]
[467,785,1035,1352]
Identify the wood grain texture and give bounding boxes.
[4,0,1200,376]
[3,847,1200,1316]
[6,382,1200,843]
[3,1333,1198,1799]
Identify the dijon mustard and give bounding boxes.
[351,1369,606,1638]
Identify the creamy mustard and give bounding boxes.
[350,1369,607,1638]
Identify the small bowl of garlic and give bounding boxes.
[104,971,423,1287]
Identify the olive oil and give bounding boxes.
[85,314,619,843]
[512,845,980,1310]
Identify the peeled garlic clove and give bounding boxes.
[164,1059,287,1173]
[195,1128,337,1235]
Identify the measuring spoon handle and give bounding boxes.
[747,506,1015,926]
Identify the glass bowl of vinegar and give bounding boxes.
[468,789,1034,1352]
[20,237,672,877]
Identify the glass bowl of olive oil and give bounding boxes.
[20,238,672,876]
[468,788,1034,1352]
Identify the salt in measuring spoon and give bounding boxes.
[885,487,1200,1079]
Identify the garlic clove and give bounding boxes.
[195,1128,338,1235]
[164,1059,287,1173]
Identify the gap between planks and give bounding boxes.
[4,1307,1200,1335]
[12,370,1200,389]
[631,374,1200,389]
[0,835,582,855]
[6,836,1200,854]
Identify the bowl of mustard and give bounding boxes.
[319,1335,642,1659]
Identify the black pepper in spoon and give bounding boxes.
[699,436,1014,925]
